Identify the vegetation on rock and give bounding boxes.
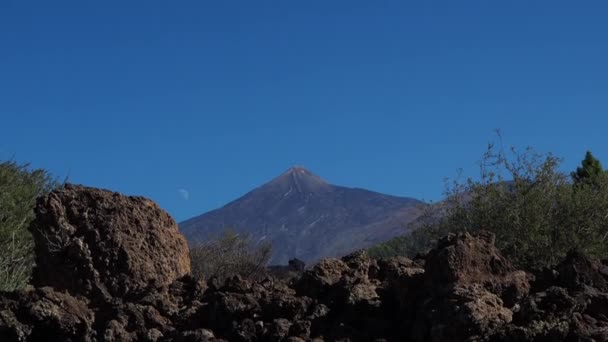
[369,141,608,269]
[0,160,57,291]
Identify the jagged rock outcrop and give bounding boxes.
[1,185,607,341]
[403,232,532,341]
[29,184,191,298]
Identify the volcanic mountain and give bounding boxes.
[179,166,424,264]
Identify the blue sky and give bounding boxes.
[1,1,607,221]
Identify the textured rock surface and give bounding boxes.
[1,185,607,341]
[29,184,191,297]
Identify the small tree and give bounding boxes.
[189,229,272,283]
[562,151,608,255]
[0,160,58,291]
[572,150,606,188]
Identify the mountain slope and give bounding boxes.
[179,167,424,264]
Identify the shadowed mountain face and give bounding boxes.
[179,167,424,264]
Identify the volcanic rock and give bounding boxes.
[423,231,531,306]
[1,185,607,342]
[29,184,191,298]
[0,287,93,341]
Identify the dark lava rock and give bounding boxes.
[424,231,532,306]
[1,185,607,342]
[554,250,608,291]
[0,287,93,342]
[29,184,191,298]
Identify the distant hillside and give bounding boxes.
[179,166,424,264]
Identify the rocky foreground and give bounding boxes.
[1,185,608,341]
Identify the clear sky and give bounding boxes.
[1,1,607,221]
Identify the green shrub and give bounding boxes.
[370,139,608,269]
[0,160,58,291]
[189,229,272,283]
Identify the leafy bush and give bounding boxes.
[0,160,58,291]
[189,230,272,283]
[370,139,608,269]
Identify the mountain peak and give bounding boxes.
[284,165,314,176]
[267,166,329,193]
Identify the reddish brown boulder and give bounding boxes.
[29,184,191,298]
[294,258,349,299]
[424,231,531,306]
[398,232,522,341]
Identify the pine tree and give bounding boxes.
[572,151,605,185]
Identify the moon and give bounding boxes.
[178,189,190,200]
